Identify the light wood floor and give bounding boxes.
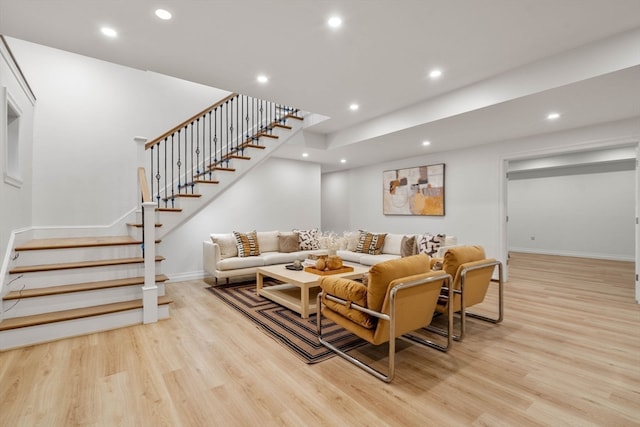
[1,253,638,426]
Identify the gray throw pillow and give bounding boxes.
[400,235,417,257]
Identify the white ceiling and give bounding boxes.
[1,0,639,171]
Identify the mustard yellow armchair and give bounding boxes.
[317,254,453,382]
[430,245,504,341]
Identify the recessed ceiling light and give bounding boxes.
[257,75,268,83]
[101,27,118,38]
[547,112,560,120]
[349,103,359,111]
[422,140,431,146]
[155,9,172,20]
[302,152,309,158]
[340,158,347,164]
[328,16,342,28]
[429,69,442,79]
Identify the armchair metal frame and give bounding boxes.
[428,259,503,342]
[317,273,453,382]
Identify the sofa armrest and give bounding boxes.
[203,241,222,275]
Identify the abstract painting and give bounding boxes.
[383,163,445,215]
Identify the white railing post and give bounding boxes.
[141,201,158,323]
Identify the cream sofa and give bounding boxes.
[203,230,457,285]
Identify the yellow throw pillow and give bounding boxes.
[233,230,261,257]
[355,230,387,255]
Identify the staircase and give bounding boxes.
[0,92,305,351]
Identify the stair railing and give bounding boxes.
[144,93,301,209]
[137,166,158,323]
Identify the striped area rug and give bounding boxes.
[206,281,366,364]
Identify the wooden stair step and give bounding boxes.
[156,207,182,212]
[272,123,292,130]
[127,222,163,228]
[208,166,236,172]
[240,143,265,150]
[9,256,165,274]
[194,179,219,184]
[0,296,173,331]
[175,193,202,198]
[3,274,169,300]
[256,132,279,139]
[15,236,141,251]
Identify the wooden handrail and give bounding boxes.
[144,93,238,150]
[138,167,151,203]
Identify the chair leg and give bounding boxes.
[316,293,395,382]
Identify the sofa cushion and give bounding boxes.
[233,230,261,257]
[401,235,417,257]
[261,252,300,265]
[355,231,387,255]
[382,233,404,255]
[211,233,238,259]
[417,233,446,257]
[336,250,362,264]
[217,256,265,271]
[294,228,320,250]
[367,253,431,313]
[278,232,299,253]
[359,253,400,266]
[257,230,279,253]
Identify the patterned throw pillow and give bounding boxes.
[233,230,261,257]
[417,233,446,257]
[294,229,320,250]
[355,230,387,255]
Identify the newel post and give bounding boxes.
[135,136,159,324]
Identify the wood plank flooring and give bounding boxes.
[0,253,638,426]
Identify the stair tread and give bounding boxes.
[156,207,182,212]
[4,274,170,300]
[208,166,236,172]
[175,193,202,198]
[257,132,279,139]
[272,123,292,130]
[15,236,140,251]
[127,223,163,228]
[194,179,219,184]
[240,143,265,150]
[0,296,173,331]
[9,256,165,274]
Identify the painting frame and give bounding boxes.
[383,163,445,216]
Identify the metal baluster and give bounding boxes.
[155,143,161,207]
[164,137,169,207]
[195,118,201,188]
[176,129,182,194]
[171,134,175,201]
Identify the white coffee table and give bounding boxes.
[256,263,369,318]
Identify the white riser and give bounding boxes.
[14,244,144,265]
[7,263,163,289]
[0,305,171,351]
[2,283,166,318]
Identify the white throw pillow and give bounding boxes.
[257,230,279,252]
[210,233,238,259]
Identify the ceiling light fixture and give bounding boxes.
[155,9,172,20]
[340,158,347,164]
[429,69,442,79]
[257,75,268,83]
[328,16,342,28]
[302,152,309,158]
[547,112,560,120]
[100,27,118,38]
[349,103,359,111]
[422,140,431,146]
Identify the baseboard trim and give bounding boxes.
[509,247,634,262]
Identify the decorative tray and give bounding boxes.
[304,266,354,275]
[285,264,304,271]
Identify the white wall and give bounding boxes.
[322,118,640,264]
[0,38,35,264]
[508,166,635,260]
[6,37,230,228]
[161,157,321,279]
